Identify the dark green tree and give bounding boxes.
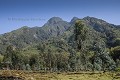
[74,20,87,50]
[3,45,16,69]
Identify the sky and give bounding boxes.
[0,0,120,34]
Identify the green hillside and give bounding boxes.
[0,17,120,71]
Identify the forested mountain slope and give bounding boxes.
[0,16,120,71]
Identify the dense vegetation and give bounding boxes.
[0,16,120,72]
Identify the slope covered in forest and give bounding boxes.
[0,16,120,71]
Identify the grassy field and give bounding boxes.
[0,70,120,80]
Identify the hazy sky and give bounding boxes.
[0,0,120,34]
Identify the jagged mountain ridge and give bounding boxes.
[0,16,120,53]
[0,17,71,52]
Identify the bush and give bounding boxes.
[115,67,120,71]
[110,46,120,60]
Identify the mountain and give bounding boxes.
[0,16,120,52]
[0,17,71,51]
[42,17,71,37]
[70,17,79,24]
[0,16,120,71]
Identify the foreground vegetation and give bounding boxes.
[0,70,120,80]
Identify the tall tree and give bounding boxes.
[74,20,87,50]
[3,45,16,69]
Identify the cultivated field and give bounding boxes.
[0,70,120,80]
